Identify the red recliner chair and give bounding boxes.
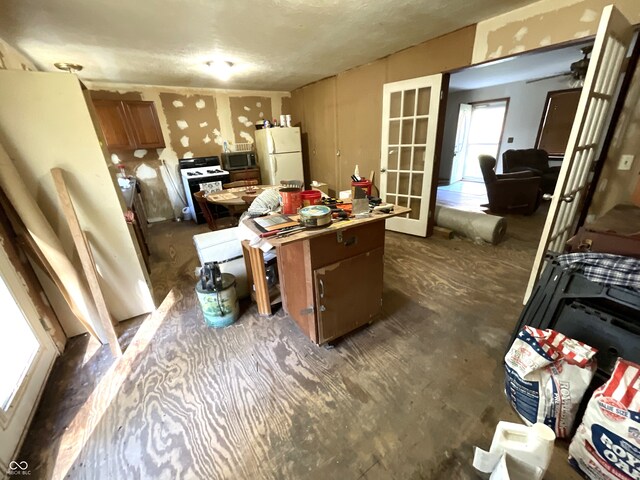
[479,155,542,215]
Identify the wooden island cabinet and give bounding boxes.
[242,206,410,345]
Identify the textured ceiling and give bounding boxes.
[1,0,539,91]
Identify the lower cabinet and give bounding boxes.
[314,248,383,344]
[276,219,385,345]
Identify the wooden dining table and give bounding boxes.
[205,185,280,206]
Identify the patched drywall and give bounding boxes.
[0,36,36,71]
[588,59,640,221]
[473,0,640,64]
[160,92,223,159]
[91,90,175,222]
[228,96,273,144]
[89,83,289,221]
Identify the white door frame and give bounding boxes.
[450,103,472,184]
[0,246,57,474]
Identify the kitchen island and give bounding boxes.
[242,206,410,345]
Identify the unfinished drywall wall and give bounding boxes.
[588,59,640,221]
[0,70,155,328]
[336,60,387,193]
[160,92,224,159]
[301,78,338,194]
[473,0,640,64]
[88,83,290,221]
[291,26,476,194]
[440,75,574,180]
[228,96,273,144]
[0,36,36,71]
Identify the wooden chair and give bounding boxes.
[221,180,259,224]
[193,191,217,230]
[223,179,259,189]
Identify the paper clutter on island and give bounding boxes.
[473,421,555,480]
[505,326,597,438]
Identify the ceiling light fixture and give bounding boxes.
[54,62,84,74]
[206,60,234,81]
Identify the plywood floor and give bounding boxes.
[18,214,581,479]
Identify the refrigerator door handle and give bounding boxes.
[270,130,277,154]
[272,155,277,174]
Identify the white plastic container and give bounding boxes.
[491,422,555,472]
[474,421,555,480]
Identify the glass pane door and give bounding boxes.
[381,74,443,237]
[386,87,430,220]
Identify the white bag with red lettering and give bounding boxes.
[569,358,640,480]
[505,326,598,438]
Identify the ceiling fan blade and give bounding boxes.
[526,72,572,84]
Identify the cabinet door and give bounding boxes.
[230,168,261,183]
[125,101,165,148]
[314,247,383,344]
[93,99,136,149]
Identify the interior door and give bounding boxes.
[450,103,472,184]
[380,74,444,236]
[524,5,633,301]
[0,247,56,473]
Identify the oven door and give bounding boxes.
[187,174,230,224]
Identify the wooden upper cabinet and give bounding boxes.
[93,99,136,150]
[93,99,165,150]
[124,101,165,148]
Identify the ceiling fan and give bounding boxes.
[526,45,593,85]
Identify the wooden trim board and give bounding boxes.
[51,168,121,357]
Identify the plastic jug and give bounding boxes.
[473,421,555,480]
[491,422,555,471]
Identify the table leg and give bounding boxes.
[241,240,271,316]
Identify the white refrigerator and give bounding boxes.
[254,127,304,185]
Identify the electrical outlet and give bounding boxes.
[618,154,634,171]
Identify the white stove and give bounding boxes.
[180,166,229,179]
[179,156,230,224]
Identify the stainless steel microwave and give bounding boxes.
[221,152,257,171]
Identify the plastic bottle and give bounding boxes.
[491,422,555,471]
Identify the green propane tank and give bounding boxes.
[196,262,239,328]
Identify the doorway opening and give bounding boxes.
[457,99,508,183]
[0,273,39,411]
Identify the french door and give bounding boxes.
[0,247,56,473]
[380,74,445,237]
[525,5,633,301]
